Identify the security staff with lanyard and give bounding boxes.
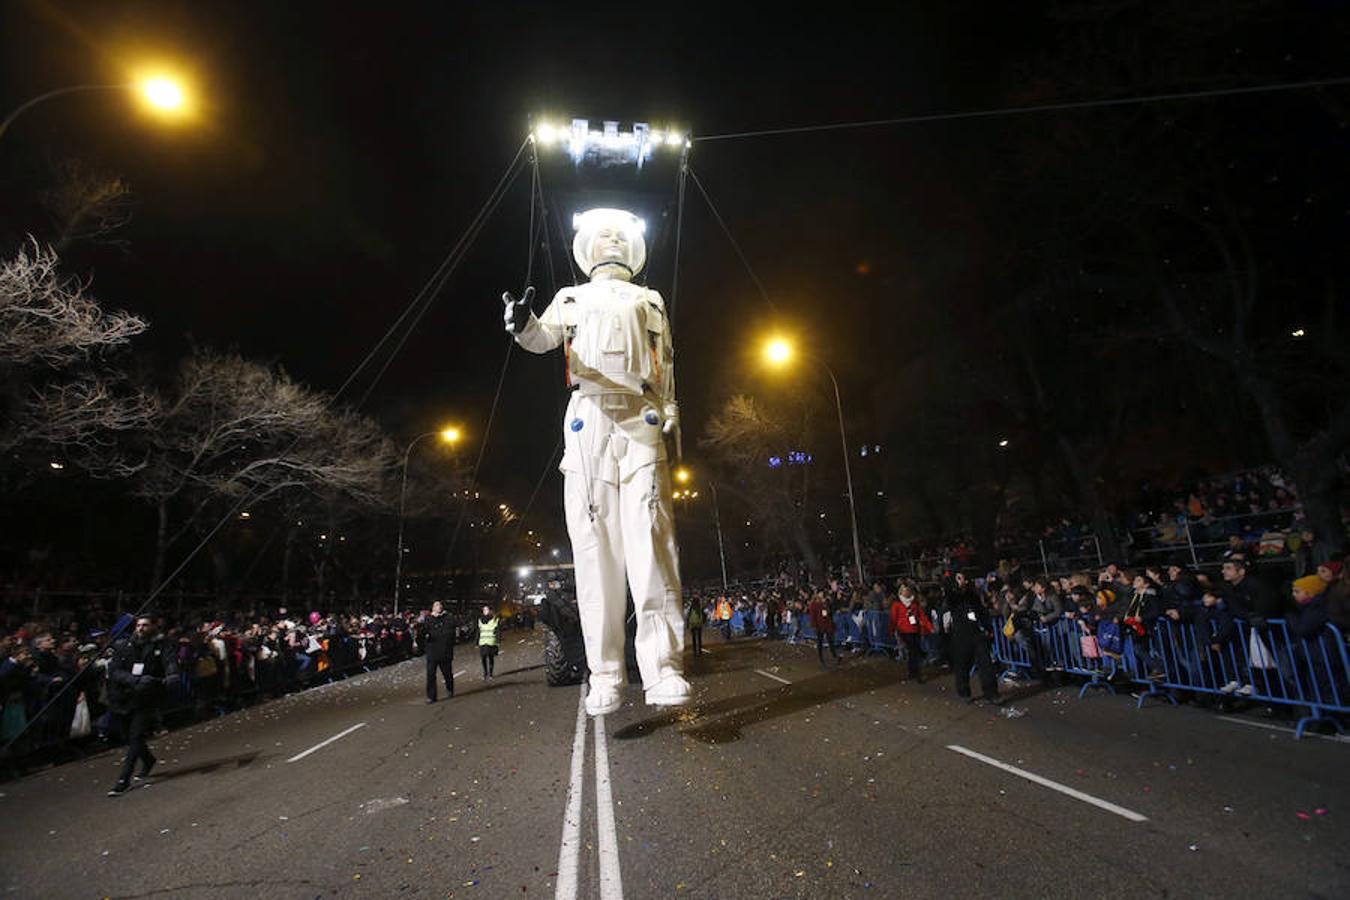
[946,573,1000,705]
[420,601,456,702]
[106,616,179,796]
[476,606,501,679]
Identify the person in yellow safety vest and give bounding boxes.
[476,605,501,679]
[715,596,733,641]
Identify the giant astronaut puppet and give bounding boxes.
[503,208,690,716]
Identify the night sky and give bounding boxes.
[3,1,1348,568]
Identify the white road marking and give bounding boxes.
[946,744,1149,822]
[593,711,624,900]
[754,668,792,685]
[454,669,467,678]
[554,687,587,900]
[1218,715,1350,744]
[286,722,367,763]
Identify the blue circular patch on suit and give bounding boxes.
[644,411,660,426]
[570,418,584,432]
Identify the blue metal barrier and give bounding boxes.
[835,611,863,648]
[863,610,896,654]
[986,614,1349,738]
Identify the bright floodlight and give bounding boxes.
[139,77,186,112]
[998,439,1010,448]
[535,122,558,144]
[674,466,691,484]
[765,338,793,366]
[440,426,462,444]
[665,131,684,146]
[518,566,532,578]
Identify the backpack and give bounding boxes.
[1096,620,1124,658]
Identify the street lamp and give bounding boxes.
[393,426,463,615]
[762,335,866,585]
[0,74,193,140]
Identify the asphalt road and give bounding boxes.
[2,631,1347,899]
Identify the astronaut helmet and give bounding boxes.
[572,208,647,278]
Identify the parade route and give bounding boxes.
[2,632,1347,899]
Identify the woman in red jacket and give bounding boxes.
[890,580,933,683]
[807,591,840,668]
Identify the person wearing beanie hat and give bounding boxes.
[1293,575,1327,600]
[1289,575,1330,640]
[1286,573,1340,712]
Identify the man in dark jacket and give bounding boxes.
[420,601,456,703]
[947,574,999,704]
[106,617,178,796]
[1221,558,1282,622]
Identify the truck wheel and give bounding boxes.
[545,629,578,686]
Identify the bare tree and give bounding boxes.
[131,349,395,591]
[702,394,824,576]
[0,240,147,368]
[0,241,152,475]
[38,158,134,252]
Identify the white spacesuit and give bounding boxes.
[503,208,690,715]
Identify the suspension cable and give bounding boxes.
[693,74,1350,143]
[685,165,778,313]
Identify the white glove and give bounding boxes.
[661,402,679,435]
[502,286,535,335]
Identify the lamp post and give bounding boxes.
[393,426,462,615]
[707,480,729,591]
[673,466,729,592]
[763,337,865,586]
[0,76,191,140]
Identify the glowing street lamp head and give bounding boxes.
[534,122,558,144]
[764,338,793,366]
[138,76,186,113]
[440,426,462,445]
[674,466,691,484]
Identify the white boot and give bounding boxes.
[644,674,691,707]
[585,682,622,716]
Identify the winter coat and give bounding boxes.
[1287,596,1330,641]
[808,600,834,634]
[107,637,179,714]
[420,614,456,659]
[890,598,933,636]
[1032,591,1063,625]
[947,586,991,638]
[1225,574,1282,622]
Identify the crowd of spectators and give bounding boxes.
[0,602,507,765]
[687,540,1350,717]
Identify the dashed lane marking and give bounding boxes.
[946,744,1149,822]
[286,722,367,763]
[754,669,792,686]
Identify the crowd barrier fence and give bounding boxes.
[989,615,1347,739]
